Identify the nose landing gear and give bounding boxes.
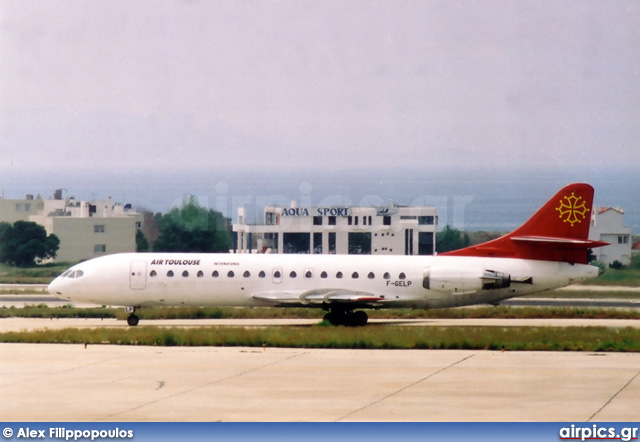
[125,306,140,326]
[126,314,140,326]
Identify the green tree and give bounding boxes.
[436,225,470,253]
[0,221,60,266]
[136,229,150,252]
[152,196,232,253]
[0,222,13,263]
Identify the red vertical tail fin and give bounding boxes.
[442,183,608,264]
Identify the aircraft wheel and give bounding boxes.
[344,311,368,327]
[352,311,368,326]
[324,311,368,327]
[323,312,343,326]
[127,314,139,327]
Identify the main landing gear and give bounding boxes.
[125,306,139,326]
[323,309,368,327]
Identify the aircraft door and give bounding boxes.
[130,260,147,290]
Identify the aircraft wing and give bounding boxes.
[252,288,385,308]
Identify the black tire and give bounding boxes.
[352,310,368,326]
[323,312,343,326]
[127,314,139,327]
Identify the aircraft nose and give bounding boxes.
[48,277,63,296]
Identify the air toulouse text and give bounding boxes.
[150,259,201,266]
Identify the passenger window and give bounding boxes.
[259,271,266,278]
[243,271,251,278]
[197,270,204,278]
[212,270,219,278]
[167,270,174,277]
[336,271,343,279]
[274,270,281,279]
[399,272,406,280]
[352,272,359,279]
[182,270,189,277]
[305,269,313,279]
[383,272,390,280]
[227,271,235,278]
[320,271,328,279]
[289,271,297,278]
[150,270,157,277]
[368,272,375,279]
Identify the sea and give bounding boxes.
[2,166,638,234]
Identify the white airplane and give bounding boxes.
[48,183,607,326]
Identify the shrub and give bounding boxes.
[609,260,625,270]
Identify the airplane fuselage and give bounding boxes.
[47,183,607,327]
[49,252,599,311]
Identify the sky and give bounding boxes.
[0,1,639,218]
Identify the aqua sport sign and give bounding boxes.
[281,207,351,217]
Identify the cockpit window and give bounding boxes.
[64,269,84,279]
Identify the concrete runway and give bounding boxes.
[1,343,639,422]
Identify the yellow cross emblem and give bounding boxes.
[556,192,589,226]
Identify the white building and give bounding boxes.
[0,191,143,263]
[233,203,437,255]
[589,207,633,265]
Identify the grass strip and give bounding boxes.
[0,305,119,319]
[1,324,639,352]
[0,263,71,284]
[2,305,640,320]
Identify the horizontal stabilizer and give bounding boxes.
[511,236,608,247]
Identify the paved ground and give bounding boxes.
[503,298,640,308]
[559,285,640,292]
[0,284,48,291]
[1,342,639,422]
[2,293,639,423]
